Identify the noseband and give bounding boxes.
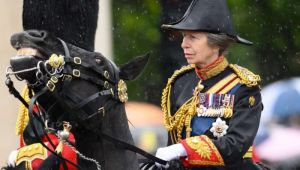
[47,38,127,102]
[42,39,129,125]
[6,38,167,169]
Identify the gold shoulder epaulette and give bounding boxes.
[166,64,195,85]
[229,64,261,87]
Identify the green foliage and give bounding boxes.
[227,0,300,84]
[112,0,300,103]
[112,0,162,103]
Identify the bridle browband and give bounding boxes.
[6,38,167,169]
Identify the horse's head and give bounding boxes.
[9,29,149,130]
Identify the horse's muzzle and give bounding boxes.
[10,55,39,80]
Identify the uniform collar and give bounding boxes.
[195,56,228,80]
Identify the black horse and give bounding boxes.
[3,30,152,170]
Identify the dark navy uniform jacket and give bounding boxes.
[164,60,263,170]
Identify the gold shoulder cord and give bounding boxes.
[161,65,204,143]
[229,64,261,87]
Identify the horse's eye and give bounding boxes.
[95,58,101,64]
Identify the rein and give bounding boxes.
[6,38,168,169]
[5,78,81,169]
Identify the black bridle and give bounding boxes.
[6,38,167,169]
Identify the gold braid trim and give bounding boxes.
[195,56,228,80]
[25,162,32,170]
[186,136,212,160]
[162,65,205,143]
[161,65,194,130]
[15,86,31,135]
[16,143,47,166]
[229,64,261,87]
[181,136,225,166]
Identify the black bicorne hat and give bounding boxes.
[22,0,99,51]
[162,0,252,45]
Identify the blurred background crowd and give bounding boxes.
[0,0,299,169]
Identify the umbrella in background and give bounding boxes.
[255,78,300,162]
[255,77,300,145]
[272,88,300,123]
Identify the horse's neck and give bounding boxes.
[75,103,139,170]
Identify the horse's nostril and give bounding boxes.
[40,31,47,38]
[28,31,41,37]
[27,30,47,40]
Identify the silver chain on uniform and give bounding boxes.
[64,141,102,170]
[57,126,101,170]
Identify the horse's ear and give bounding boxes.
[119,53,150,81]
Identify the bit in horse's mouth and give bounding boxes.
[16,48,44,59]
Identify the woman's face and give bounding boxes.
[181,31,219,68]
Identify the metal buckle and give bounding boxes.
[98,107,105,117]
[74,57,81,65]
[50,76,58,83]
[110,88,114,97]
[62,75,73,81]
[73,69,80,77]
[104,81,110,89]
[104,70,110,79]
[47,81,55,92]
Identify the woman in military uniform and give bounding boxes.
[155,0,264,169]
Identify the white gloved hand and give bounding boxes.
[7,150,18,167]
[155,143,187,169]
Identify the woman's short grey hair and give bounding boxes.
[206,33,235,56]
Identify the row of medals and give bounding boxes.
[195,92,234,137]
